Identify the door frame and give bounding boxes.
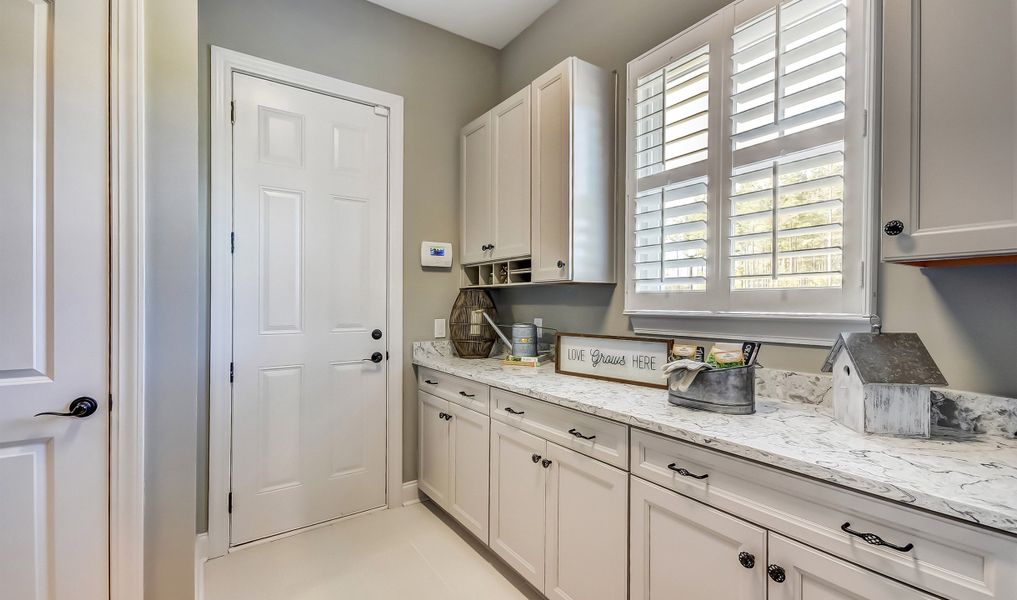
[111,0,146,597]
[207,46,404,559]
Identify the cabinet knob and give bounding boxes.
[541,459,552,468]
[556,259,566,269]
[883,220,905,236]
[767,564,786,583]
[738,552,755,569]
[531,454,542,463]
[481,244,490,251]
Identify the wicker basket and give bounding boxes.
[449,289,498,359]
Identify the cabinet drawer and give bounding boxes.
[631,429,1017,600]
[417,366,490,414]
[492,388,627,469]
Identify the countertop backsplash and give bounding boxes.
[415,340,1016,440]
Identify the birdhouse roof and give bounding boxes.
[821,332,948,386]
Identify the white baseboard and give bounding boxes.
[402,480,421,506]
[195,533,209,600]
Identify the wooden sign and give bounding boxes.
[555,333,673,389]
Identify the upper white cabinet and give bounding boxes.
[460,57,615,286]
[531,58,615,283]
[881,0,1017,265]
[461,114,494,265]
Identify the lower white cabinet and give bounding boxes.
[490,419,627,598]
[767,534,937,600]
[418,391,489,543]
[630,476,766,600]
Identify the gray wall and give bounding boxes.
[146,0,200,597]
[493,0,1017,398]
[196,0,501,530]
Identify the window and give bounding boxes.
[625,0,876,342]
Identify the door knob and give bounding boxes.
[372,329,383,340]
[363,352,384,364]
[35,396,99,419]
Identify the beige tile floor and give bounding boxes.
[204,502,542,600]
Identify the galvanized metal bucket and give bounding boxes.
[667,364,757,415]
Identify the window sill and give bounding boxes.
[627,311,873,347]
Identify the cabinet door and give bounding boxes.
[461,112,493,265]
[531,59,573,282]
[882,0,1017,262]
[491,86,531,261]
[447,402,490,543]
[490,420,547,592]
[767,533,938,600]
[630,476,766,600]
[544,443,627,600]
[418,392,450,508]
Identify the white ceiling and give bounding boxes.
[366,0,559,49]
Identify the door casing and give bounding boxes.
[208,46,404,559]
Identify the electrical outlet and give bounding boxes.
[434,318,447,339]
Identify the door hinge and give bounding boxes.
[862,109,868,137]
[386,351,390,360]
[228,492,233,514]
[230,100,236,125]
[229,362,234,383]
[109,393,113,412]
[230,231,235,253]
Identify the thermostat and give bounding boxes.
[421,241,453,268]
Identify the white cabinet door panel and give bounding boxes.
[490,420,547,592]
[531,59,573,282]
[768,534,938,600]
[447,402,490,543]
[492,86,531,261]
[418,392,450,508]
[461,113,493,264]
[630,477,766,600]
[544,443,627,600]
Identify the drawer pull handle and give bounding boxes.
[531,454,542,463]
[541,459,552,468]
[738,552,755,569]
[505,407,525,415]
[767,565,786,583]
[568,428,596,440]
[459,391,476,398]
[667,463,709,480]
[424,379,438,385]
[841,522,914,553]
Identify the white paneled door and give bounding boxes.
[231,73,390,545]
[0,0,109,598]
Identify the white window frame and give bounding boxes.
[624,0,880,346]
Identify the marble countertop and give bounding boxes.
[413,343,1017,535]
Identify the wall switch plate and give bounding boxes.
[434,318,447,339]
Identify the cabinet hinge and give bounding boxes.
[229,362,234,383]
[230,101,236,125]
[230,231,235,254]
[227,492,233,514]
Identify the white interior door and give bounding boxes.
[230,73,389,545]
[0,0,109,598]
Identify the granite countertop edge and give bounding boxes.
[412,349,1017,537]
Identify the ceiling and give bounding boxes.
[365,0,559,49]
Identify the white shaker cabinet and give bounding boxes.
[461,114,493,265]
[418,392,490,543]
[881,0,1017,265]
[544,442,627,600]
[418,392,451,508]
[531,57,615,283]
[446,401,490,543]
[490,420,547,591]
[767,534,938,600]
[630,476,766,600]
[461,86,531,265]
